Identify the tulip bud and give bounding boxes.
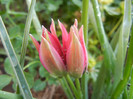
[30,19,88,78]
[66,26,85,78]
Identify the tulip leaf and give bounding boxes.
[113,0,132,90]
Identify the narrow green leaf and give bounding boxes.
[26,0,42,37]
[0,17,33,99]
[111,9,133,99]
[20,0,36,67]
[113,0,132,89]
[0,75,12,89]
[0,90,23,99]
[110,25,121,51]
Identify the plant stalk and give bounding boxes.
[81,0,89,99]
[59,77,74,99]
[20,0,36,67]
[65,74,80,99]
[75,78,82,99]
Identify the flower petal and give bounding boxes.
[58,20,68,42]
[29,34,40,52]
[74,19,78,28]
[58,20,69,62]
[66,30,84,78]
[42,25,64,61]
[79,26,88,69]
[39,36,66,76]
[50,19,57,37]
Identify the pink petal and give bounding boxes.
[42,26,64,62]
[48,33,64,62]
[58,20,69,61]
[58,20,68,42]
[29,34,40,52]
[50,19,57,37]
[39,36,66,76]
[74,19,78,28]
[79,26,88,69]
[66,30,84,78]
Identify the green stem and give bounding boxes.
[111,15,133,99]
[23,61,40,70]
[81,73,88,99]
[129,68,133,99]
[81,0,89,45]
[75,78,82,99]
[20,0,36,67]
[0,90,23,99]
[81,0,89,99]
[65,74,79,99]
[59,77,74,99]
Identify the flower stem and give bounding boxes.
[81,0,89,99]
[65,74,80,99]
[59,77,74,99]
[75,78,83,99]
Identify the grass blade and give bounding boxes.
[26,0,42,37]
[20,0,36,67]
[0,17,33,99]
